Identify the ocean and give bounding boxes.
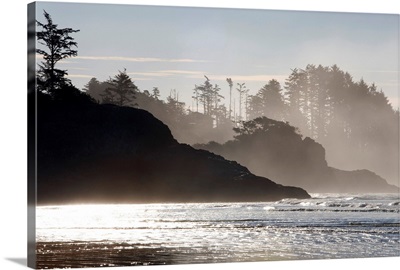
[36,193,400,268]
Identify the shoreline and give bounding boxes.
[36,241,292,269]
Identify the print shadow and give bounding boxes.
[6,257,27,267]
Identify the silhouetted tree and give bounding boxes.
[244,87,250,121]
[247,94,263,120]
[192,85,200,113]
[325,65,352,140]
[305,64,331,139]
[152,87,161,100]
[166,89,186,117]
[215,104,229,127]
[233,117,301,141]
[236,82,247,121]
[285,68,313,137]
[226,78,233,120]
[36,10,80,95]
[199,76,214,115]
[212,84,223,111]
[211,84,224,126]
[83,77,106,102]
[258,79,286,121]
[194,76,223,116]
[101,69,138,106]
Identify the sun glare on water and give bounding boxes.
[36,196,400,267]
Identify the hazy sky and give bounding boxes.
[35,2,399,109]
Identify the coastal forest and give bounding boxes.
[81,50,398,192]
[32,11,398,203]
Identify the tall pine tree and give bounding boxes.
[36,10,80,95]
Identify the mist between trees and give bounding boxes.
[82,64,398,185]
[35,10,399,187]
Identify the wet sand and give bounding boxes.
[36,241,264,269]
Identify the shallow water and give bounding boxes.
[36,193,400,268]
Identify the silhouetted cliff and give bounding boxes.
[194,117,398,193]
[36,92,310,204]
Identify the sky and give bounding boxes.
[34,2,399,110]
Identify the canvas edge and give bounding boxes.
[27,2,37,269]
[23,2,400,269]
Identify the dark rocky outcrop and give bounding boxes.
[194,117,398,193]
[327,168,399,193]
[36,93,310,205]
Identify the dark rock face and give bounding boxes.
[328,168,399,193]
[36,96,310,204]
[194,118,398,194]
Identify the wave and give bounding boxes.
[272,194,399,211]
[274,208,398,213]
[263,206,275,211]
[40,220,400,232]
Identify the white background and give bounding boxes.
[0,0,399,270]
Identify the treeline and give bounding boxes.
[251,65,398,184]
[83,64,398,147]
[83,65,398,184]
[282,65,398,184]
[83,71,234,144]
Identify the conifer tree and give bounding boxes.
[36,10,80,94]
[101,69,138,106]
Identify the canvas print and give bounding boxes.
[27,1,400,269]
